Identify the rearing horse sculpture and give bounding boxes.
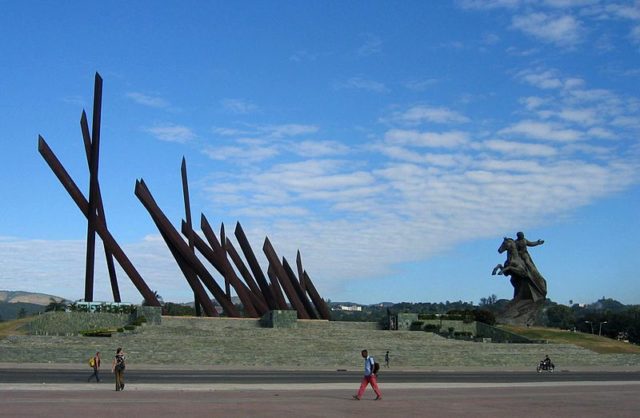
[492,237,545,302]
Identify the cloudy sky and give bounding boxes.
[1,0,639,305]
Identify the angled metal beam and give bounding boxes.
[263,237,310,319]
[282,257,318,319]
[234,222,277,310]
[224,238,267,307]
[296,251,331,320]
[296,251,306,292]
[181,220,267,316]
[38,136,160,306]
[267,265,288,310]
[84,73,103,302]
[303,270,331,320]
[282,257,319,319]
[180,157,201,317]
[200,215,260,317]
[135,179,239,317]
[80,110,121,302]
[219,224,231,298]
[156,229,218,317]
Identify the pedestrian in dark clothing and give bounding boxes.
[112,347,126,391]
[384,351,390,368]
[88,351,101,382]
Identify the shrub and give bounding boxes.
[423,324,441,332]
[473,309,496,325]
[410,321,424,331]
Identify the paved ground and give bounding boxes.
[1,382,639,417]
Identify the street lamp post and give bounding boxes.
[585,320,594,334]
[599,321,608,336]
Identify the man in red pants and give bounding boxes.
[353,349,382,400]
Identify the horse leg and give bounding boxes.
[492,264,504,275]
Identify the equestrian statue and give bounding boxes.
[492,232,547,303]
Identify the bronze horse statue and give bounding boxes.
[492,237,545,302]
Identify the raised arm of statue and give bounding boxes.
[526,239,544,247]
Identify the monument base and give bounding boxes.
[496,299,546,327]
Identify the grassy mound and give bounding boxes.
[500,325,640,354]
[0,317,34,338]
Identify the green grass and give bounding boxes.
[500,325,640,354]
[0,317,34,338]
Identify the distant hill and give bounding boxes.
[0,291,69,320]
[0,302,45,321]
[0,290,67,306]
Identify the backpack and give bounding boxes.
[373,361,380,375]
[89,357,95,368]
[115,355,125,371]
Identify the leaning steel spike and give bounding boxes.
[134,179,239,317]
[80,110,121,302]
[37,136,160,306]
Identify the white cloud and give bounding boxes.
[260,124,319,138]
[126,92,169,108]
[512,13,584,46]
[458,0,522,11]
[631,25,640,43]
[500,120,583,142]
[144,124,195,143]
[386,105,470,125]
[338,77,389,93]
[404,78,439,91]
[520,96,549,110]
[221,98,258,114]
[483,139,558,157]
[357,33,383,56]
[291,140,350,157]
[385,129,470,148]
[517,69,564,89]
[202,142,279,162]
[555,108,600,125]
[289,50,319,62]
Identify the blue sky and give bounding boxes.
[1,0,639,305]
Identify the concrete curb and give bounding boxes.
[1,380,639,392]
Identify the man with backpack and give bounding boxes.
[87,351,101,382]
[352,349,382,400]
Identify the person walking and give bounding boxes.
[352,349,382,400]
[87,351,101,382]
[384,351,390,368]
[111,347,126,391]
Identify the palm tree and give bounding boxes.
[44,298,67,312]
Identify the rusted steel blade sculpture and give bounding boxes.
[37,136,160,306]
[296,251,331,320]
[263,237,311,319]
[200,216,261,317]
[282,257,318,319]
[135,179,239,317]
[224,238,268,308]
[156,227,219,317]
[219,224,231,297]
[267,265,289,309]
[234,222,278,310]
[80,111,121,302]
[296,251,306,292]
[220,223,269,314]
[83,73,103,302]
[179,219,268,316]
[40,74,332,317]
[180,157,202,316]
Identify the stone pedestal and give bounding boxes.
[496,299,546,326]
[260,310,298,328]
